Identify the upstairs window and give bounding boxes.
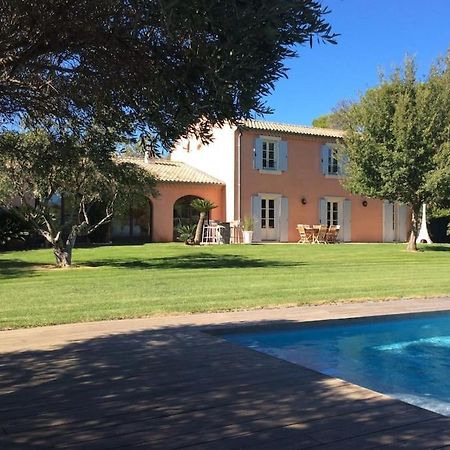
[321,143,345,176]
[262,140,277,170]
[327,148,339,175]
[254,137,288,172]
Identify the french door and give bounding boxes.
[260,196,278,241]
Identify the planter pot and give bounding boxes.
[242,230,253,244]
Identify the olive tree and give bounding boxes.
[341,54,450,251]
[0,128,157,266]
[0,0,337,147]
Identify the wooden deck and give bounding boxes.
[1,299,450,448]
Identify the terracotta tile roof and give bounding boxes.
[119,157,225,185]
[239,119,345,139]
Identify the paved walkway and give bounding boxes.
[1,298,450,448]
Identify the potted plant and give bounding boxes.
[241,217,254,244]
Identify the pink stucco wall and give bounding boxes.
[167,124,410,243]
[239,131,390,242]
[151,182,225,242]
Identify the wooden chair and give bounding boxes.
[314,225,328,244]
[230,221,243,244]
[326,225,340,244]
[297,224,312,244]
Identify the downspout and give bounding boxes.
[237,130,242,222]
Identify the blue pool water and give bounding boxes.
[223,312,450,416]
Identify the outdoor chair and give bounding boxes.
[326,225,340,244]
[201,221,225,244]
[314,225,328,244]
[297,224,313,244]
[230,221,243,244]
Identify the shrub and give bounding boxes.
[176,224,196,245]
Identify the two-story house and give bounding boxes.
[166,119,409,243]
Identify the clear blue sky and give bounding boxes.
[264,0,450,126]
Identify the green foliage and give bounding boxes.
[241,217,255,231]
[191,198,217,244]
[0,209,34,248]
[176,224,196,245]
[312,114,332,128]
[0,127,157,265]
[0,0,337,148]
[191,199,217,213]
[341,53,450,248]
[312,101,352,129]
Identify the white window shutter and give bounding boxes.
[279,197,289,242]
[251,195,262,242]
[343,199,352,242]
[398,204,409,242]
[319,198,327,225]
[254,138,263,170]
[320,145,329,175]
[278,141,288,171]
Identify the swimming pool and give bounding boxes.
[223,311,450,417]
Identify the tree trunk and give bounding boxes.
[53,245,72,267]
[193,212,206,245]
[406,205,420,252]
[53,234,77,267]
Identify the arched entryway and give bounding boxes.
[173,195,203,240]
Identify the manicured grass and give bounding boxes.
[1,243,450,329]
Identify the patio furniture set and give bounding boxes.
[297,224,340,244]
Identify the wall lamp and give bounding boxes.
[362,200,368,207]
[301,197,307,205]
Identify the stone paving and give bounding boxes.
[1,297,450,448]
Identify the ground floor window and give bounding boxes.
[261,198,275,230]
[327,201,339,226]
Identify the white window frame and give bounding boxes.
[323,143,344,178]
[326,200,339,226]
[259,135,281,174]
[327,147,339,176]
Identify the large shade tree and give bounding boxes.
[341,54,450,251]
[0,0,337,147]
[0,128,157,266]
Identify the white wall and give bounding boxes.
[171,124,237,222]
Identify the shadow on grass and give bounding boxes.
[420,244,450,252]
[84,253,304,270]
[0,259,41,279]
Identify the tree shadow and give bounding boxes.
[1,319,448,449]
[0,259,41,279]
[84,253,304,270]
[420,244,450,252]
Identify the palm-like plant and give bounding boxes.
[191,199,217,245]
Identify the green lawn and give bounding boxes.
[1,243,450,329]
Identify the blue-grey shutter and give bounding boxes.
[398,204,409,242]
[279,196,289,241]
[320,145,329,175]
[278,141,288,171]
[251,195,261,242]
[319,198,327,225]
[383,201,394,242]
[254,138,263,170]
[339,152,349,176]
[343,199,352,242]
